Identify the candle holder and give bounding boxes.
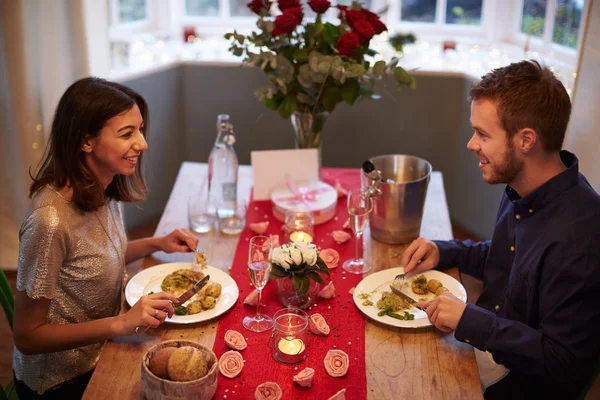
[268,308,309,364]
[284,210,314,243]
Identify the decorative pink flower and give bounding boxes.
[293,367,315,387]
[244,289,262,306]
[219,350,244,378]
[255,382,283,400]
[269,234,280,248]
[319,248,340,269]
[342,219,351,230]
[318,281,336,299]
[249,221,269,234]
[328,388,347,400]
[334,180,348,197]
[332,230,351,244]
[309,313,330,336]
[323,349,349,377]
[224,330,247,351]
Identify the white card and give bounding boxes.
[251,149,319,200]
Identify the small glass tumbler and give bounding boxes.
[268,308,309,364]
[218,199,247,235]
[284,210,315,243]
[188,184,217,233]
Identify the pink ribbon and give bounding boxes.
[274,176,332,209]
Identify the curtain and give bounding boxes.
[0,0,90,269]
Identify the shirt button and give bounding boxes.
[465,339,471,344]
[510,245,515,252]
[516,214,521,219]
[495,305,500,311]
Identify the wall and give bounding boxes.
[121,64,502,239]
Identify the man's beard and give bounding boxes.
[485,141,524,185]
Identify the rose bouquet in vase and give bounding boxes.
[225,0,415,157]
[270,241,330,309]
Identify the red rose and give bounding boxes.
[247,0,271,15]
[278,0,300,11]
[353,19,374,41]
[336,32,360,57]
[272,9,301,36]
[286,6,304,24]
[308,0,330,13]
[336,4,347,18]
[369,17,387,34]
[344,9,366,27]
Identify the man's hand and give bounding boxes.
[401,237,440,274]
[417,292,467,333]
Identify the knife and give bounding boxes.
[389,278,425,311]
[134,275,210,335]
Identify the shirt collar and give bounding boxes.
[505,150,579,215]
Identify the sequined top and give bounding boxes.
[13,186,127,394]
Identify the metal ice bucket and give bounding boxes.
[361,154,432,244]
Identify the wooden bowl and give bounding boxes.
[141,340,218,400]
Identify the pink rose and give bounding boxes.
[255,382,282,400]
[219,350,244,378]
[342,219,351,230]
[328,388,347,400]
[249,221,269,234]
[324,349,349,377]
[224,330,247,351]
[293,367,315,387]
[244,289,262,306]
[334,180,348,197]
[269,234,280,248]
[318,281,336,299]
[309,313,330,336]
[332,230,351,244]
[319,248,340,269]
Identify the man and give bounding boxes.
[402,60,600,399]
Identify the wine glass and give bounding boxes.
[243,235,274,332]
[342,188,373,274]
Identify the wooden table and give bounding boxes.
[83,163,482,400]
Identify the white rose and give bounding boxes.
[272,247,291,270]
[295,242,317,266]
[289,247,303,266]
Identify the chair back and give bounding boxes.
[0,269,14,330]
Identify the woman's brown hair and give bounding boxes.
[30,77,149,211]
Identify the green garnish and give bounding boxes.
[174,305,187,315]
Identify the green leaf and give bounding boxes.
[278,94,297,118]
[293,275,311,296]
[232,46,244,57]
[270,263,289,277]
[341,79,360,105]
[306,271,325,285]
[224,33,233,40]
[315,259,331,276]
[321,86,341,112]
[366,48,378,56]
[318,61,332,74]
[292,48,309,63]
[372,60,386,78]
[345,64,366,78]
[393,66,417,89]
[323,23,339,45]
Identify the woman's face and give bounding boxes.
[83,104,148,188]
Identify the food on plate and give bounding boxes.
[219,350,244,378]
[293,367,315,387]
[411,274,428,295]
[205,282,222,298]
[435,286,449,296]
[323,349,349,377]
[328,388,347,400]
[224,330,247,351]
[376,291,411,311]
[195,251,207,269]
[318,281,336,299]
[309,313,330,336]
[200,296,217,310]
[161,269,205,297]
[186,300,203,315]
[255,382,282,400]
[167,346,209,382]
[148,347,176,379]
[174,305,187,315]
[427,279,443,294]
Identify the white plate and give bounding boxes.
[125,262,239,324]
[353,267,467,328]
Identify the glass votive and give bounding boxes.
[284,210,314,243]
[268,308,308,364]
[218,199,246,235]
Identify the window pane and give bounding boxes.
[119,0,147,23]
[553,0,583,48]
[336,0,371,8]
[230,0,252,16]
[401,0,436,22]
[521,0,546,37]
[186,0,219,16]
[446,0,482,25]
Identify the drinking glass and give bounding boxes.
[342,188,373,274]
[188,183,217,233]
[243,235,274,332]
[218,199,246,235]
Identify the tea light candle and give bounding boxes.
[278,336,305,355]
[289,231,313,243]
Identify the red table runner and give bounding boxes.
[213,168,367,399]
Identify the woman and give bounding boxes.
[12,77,199,398]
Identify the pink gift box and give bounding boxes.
[271,180,337,225]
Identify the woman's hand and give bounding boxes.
[158,228,199,253]
[401,237,440,275]
[115,292,178,336]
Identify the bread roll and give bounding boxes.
[167,346,209,381]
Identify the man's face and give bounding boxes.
[467,98,523,185]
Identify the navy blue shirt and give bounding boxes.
[434,151,600,399]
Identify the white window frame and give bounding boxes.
[108,0,165,40]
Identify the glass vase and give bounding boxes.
[290,111,328,169]
[276,277,320,309]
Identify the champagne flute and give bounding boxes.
[342,188,373,274]
[243,235,274,332]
